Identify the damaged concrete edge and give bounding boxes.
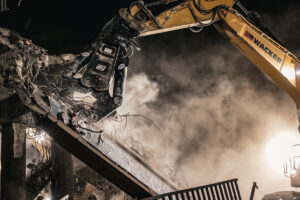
[25,103,158,199]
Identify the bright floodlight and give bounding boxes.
[265,132,300,173]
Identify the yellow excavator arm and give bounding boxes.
[120,0,300,107]
[215,6,300,107]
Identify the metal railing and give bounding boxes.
[142,179,242,200]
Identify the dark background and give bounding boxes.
[1,0,300,172]
[1,1,300,197]
[0,0,299,54]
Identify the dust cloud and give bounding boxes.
[109,2,300,199]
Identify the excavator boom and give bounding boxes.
[120,0,300,108]
[215,7,300,107]
[1,1,299,198]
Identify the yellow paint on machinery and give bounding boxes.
[214,8,300,107]
[122,0,300,107]
[126,0,236,36]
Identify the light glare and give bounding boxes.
[281,67,295,81]
[265,133,300,174]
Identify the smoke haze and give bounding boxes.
[111,2,300,199]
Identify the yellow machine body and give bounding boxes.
[121,0,300,107]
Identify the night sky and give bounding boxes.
[0,0,299,54]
